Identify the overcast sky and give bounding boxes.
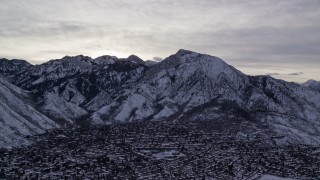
[0,0,319,82]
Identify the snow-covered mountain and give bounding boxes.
[0,76,59,148]
[303,79,320,93]
[90,50,320,145]
[0,50,320,147]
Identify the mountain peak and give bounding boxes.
[94,55,118,65]
[126,54,144,64]
[303,79,319,85]
[0,58,31,73]
[174,49,222,63]
[0,58,30,65]
[175,49,199,56]
[303,79,320,93]
[62,55,92,62]
[10,59,31,65]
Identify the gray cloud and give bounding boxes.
[266,73,281,76]
[266,72,304,76]
[288,72,304,76]
[152,57,163,61]
[0,0,319,82]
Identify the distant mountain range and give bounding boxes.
[0,50,320,147]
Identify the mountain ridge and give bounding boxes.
[0,50,319,147]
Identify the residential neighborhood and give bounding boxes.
[0,121,319,179]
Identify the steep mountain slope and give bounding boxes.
[89,50,320,145]
[247,76,320,144]
[0,55,147,122]
[0,76,59,148]
[0,50,319,146]
[90,50,250,123]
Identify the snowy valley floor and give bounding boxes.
[0,121,319,179]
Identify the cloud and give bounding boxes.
[152,57,163,61]
[288,72,304,76]
[0,0,319,82]
[266,73,281,76]
[266,72,304,76]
